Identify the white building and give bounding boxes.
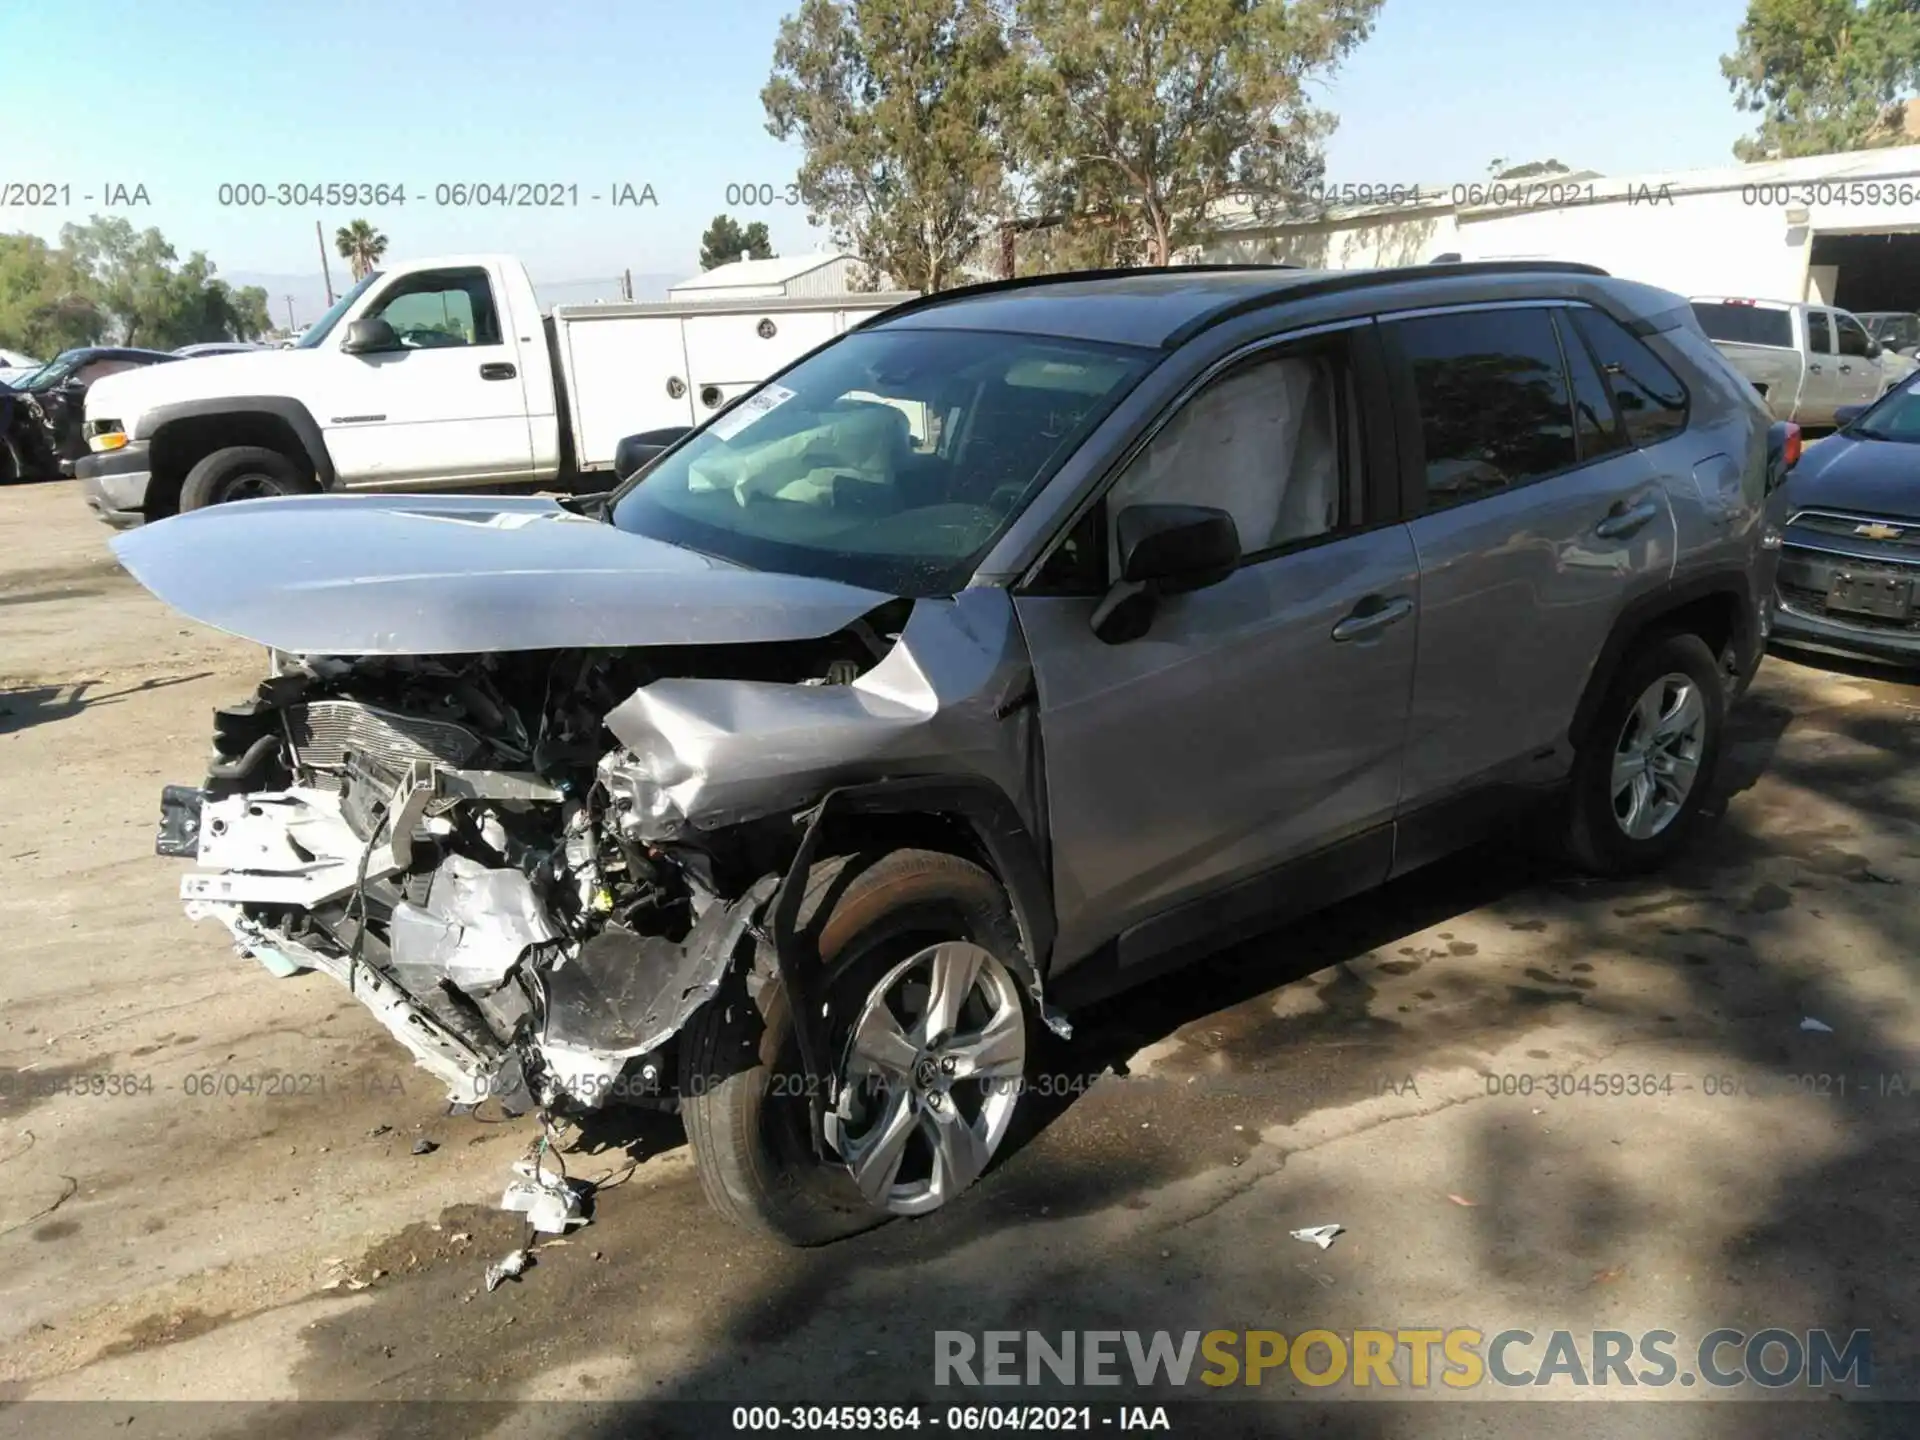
[667,252,867,303]
[1201,146,1920,311]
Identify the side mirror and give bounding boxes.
[1091,503,1240,644]
[1834,404,1868,429]
[341,317,400,355]
[613,425,692,482]
[1866,340,1884,359]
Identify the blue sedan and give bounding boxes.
[1771,377,1920,665]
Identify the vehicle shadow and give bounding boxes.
[0,672,214,736]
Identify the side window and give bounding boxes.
[1388,306,1575,511]
[1808,311,1834,354]
[1553,311,1627,461]
[368,268,503,348]
[74,359,137,386]
[1103,348,1348,566]
[1836,314,1872,358]
[1568,307,1690,449]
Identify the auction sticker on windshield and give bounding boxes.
[709,384,797,442]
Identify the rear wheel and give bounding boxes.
[1561,632,1725,875]
[179,445,318,511]
[680,848,1032,1246]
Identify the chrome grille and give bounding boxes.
[1787,509,1920,557]
[287,700,486,786]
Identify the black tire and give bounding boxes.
[680,848,1030,1246]
[1562,632,1726,875]
[179,445,318,511]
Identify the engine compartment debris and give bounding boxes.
[1290,1223,1344,1250]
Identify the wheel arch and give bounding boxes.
[139,397,336,518]
[1569,571,1756,751]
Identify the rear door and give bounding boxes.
[1833,311,1883,407]
[1802,308,1842,424]
[325,265,536,487]
[1014,321,1418,972]
[1382,302,1675,863]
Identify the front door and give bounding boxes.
[325,266,536,487]
[1014,325,1419,973]
[1380,302,1676,828]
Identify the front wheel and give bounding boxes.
[679,848,1033,1246]
[179,445,319,511]
[1561,632,1725,875]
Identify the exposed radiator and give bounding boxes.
[288,700,487,788]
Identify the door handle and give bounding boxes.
[1809,363,1823,373]
[480,362,517,380]
[1594,497,1660,539]
[1839,363,1853,374]
[1331,594,1414,643]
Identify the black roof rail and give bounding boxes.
[1158,258,1613,348]
[857,258,1612,349]
[859,263,1305,328]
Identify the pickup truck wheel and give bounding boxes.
[1561,632,1725,876]
[680,848,1031,1246]
[179,446,318,511]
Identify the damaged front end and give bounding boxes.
[152,586,1049,1125]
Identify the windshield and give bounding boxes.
[14,350,86,391]
[296,270,383,349]
[1690,302,1793,348]
[610,326,1156,597]
[1847,379,1920,442]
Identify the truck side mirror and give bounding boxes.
[341,318,400,355]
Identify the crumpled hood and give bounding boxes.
[110,493,899,655]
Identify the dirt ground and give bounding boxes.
[3,477,1919,1438]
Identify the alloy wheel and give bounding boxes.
[824,941,1026,1216]
[1610,672,1707,841]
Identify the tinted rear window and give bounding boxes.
[1690,303,1792,348]
[1568,307,1690,449]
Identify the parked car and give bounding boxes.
[76,253,915,527]
[1770,372,1920,665]
[1857,311,1920,358]
[1689,296,1918,427]
[0,348,42,370]
[1,346,176,481]
[172,341,275,358]
[116,261,1777,1244]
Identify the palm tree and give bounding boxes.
[334,220,389,281]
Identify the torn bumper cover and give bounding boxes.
[173,776,772,1112]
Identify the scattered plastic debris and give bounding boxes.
[450,1231,471,1244]
[411,1138,438,1156]
[1290,1223,1343,1250]
[485,1248,530,1292]
[1801,1017,1834,1033]
[500,1127,589,1235]
[1590,1264,1628,1286]
[368,1124,392,1139]
[1446,1193,1478,1208]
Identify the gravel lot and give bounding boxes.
[3,477,1918,1437]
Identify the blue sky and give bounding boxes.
[3,0,1753,321]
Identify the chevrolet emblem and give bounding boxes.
[1855,522,1905,540]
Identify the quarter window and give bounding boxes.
[1567,307,1690,449]
[1388,307,1576,510]
[1554,311,1627,461]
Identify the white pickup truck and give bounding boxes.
[76,252,913,527]
[1688,296,1918,428]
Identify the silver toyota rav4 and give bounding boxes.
[118,262,1781,1245]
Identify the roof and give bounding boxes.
[1209,142,1920,231]
[864,260,1607,349]
[670,253,851,292]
